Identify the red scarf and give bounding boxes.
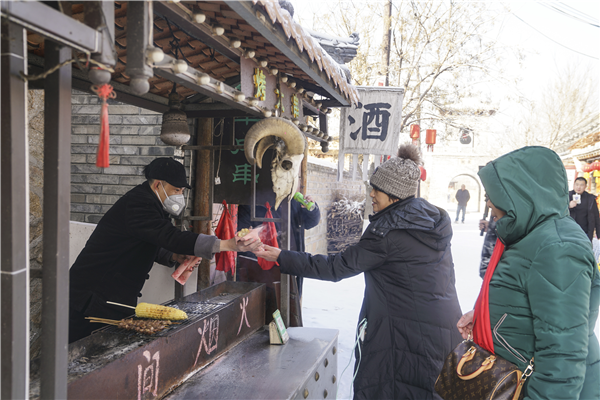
[472,238,505,353]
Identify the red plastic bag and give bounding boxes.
[215,200,236,274]
[257,202,279,270]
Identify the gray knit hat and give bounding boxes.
[370,148,421,199]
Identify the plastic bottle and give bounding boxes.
[293,192,315,211]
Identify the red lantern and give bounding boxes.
[425,129,436,152]
[410,124,420,145]
[583,163,591,173]
[593,160,600,171]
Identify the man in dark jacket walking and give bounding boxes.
[69,158,260,343]
[568,176,600,242]
[254,145,463,399]
[455,184,470,223]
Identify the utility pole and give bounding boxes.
[380,0,392,86]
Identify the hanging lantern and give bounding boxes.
[459,130,472,145]
[593,160,600,171]
[425,129,436,152]
[160,83,191,146]
[410,124,420,145]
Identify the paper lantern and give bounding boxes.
[410,124,420,145]
[425,129,436,152]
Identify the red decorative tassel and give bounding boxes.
[91,84,116,168]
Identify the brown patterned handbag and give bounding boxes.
[434,339,534,400]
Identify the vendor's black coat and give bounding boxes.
[69,182,198,317]
[278,197,463,399]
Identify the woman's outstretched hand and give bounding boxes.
[253,244,281,262]
[457,310,474,340]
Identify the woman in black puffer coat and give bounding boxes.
[254,145,463,399]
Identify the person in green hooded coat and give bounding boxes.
[457,146,599,399]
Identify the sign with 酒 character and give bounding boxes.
[338,86,404,181]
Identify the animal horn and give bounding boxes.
[244,117,306,168]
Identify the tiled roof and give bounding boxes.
[254,0,359,105]
[25,1,358,106]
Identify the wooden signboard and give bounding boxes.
[240,57,303,121]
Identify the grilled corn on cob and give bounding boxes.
[135,302,188,321]
[237,228,250,237]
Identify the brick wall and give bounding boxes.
[70,89,190,223]
[304,162,366,255]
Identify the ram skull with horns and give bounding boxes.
[244,117,306,210]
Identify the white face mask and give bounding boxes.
[155,181,185,216]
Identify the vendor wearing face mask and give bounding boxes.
[69,157,261,343]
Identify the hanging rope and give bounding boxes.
[19,58,115,82]
[91,84,116,168]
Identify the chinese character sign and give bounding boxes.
[340,87,404,155]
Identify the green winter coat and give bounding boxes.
[479,146,599,400]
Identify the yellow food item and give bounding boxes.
[135,302,188,321]
[237,228,250,237]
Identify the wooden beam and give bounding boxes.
[194,118,214,290]
[154,54,263,117]
[1,20,29,400]
[227,1,351,107]
[41,38,71,400]
[153,2,241,64]
[1,1,98,53]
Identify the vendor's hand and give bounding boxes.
[172,254,200,269]
[457,310,474,340]
[479,219,489,232]
[235,234,263,252]
[253,244,281,262]
[569,200,578,208]
[305,195,315,203]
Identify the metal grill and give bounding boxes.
[92,299,234,338]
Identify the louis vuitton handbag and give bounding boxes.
[434,338,534,400]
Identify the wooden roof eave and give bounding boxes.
[153,2,241,64]
[227,1,351,108]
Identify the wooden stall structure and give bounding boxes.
[1,1,359,398]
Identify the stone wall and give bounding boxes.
[28,90,45,359]
[304,162,366,255]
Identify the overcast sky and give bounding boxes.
[294,0,599,102]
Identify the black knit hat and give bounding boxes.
[143,157,191,189]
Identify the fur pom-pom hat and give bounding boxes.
[370,144,422,200]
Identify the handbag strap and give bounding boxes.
[456,346,497,380]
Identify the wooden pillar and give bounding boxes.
[40,38,72,399]
[194,118,213,290]
[1,20,29,400]
[300,147,308,196]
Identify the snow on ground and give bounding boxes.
[302,211,600,399]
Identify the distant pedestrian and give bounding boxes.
[455,184,470,223]
[568,177,600,242]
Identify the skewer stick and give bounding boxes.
[106,301,136,310]
[85,317,120,325]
